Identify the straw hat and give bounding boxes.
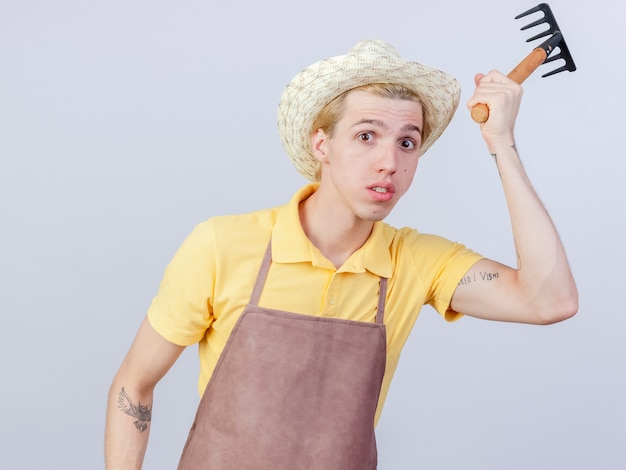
[277,39,461,182]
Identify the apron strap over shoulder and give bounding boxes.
[248,240,273,307]
[376,277,388,325]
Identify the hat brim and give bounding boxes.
[277,39,461,182]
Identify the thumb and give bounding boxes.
[474,73,485,87]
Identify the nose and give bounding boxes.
[375,144,398,174]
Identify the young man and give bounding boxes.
[105,39,577,469]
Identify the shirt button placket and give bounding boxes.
[325,274,340,317]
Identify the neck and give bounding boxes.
[299,190,374,269]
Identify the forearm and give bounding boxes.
[492,141,578,321]
[105,378,153,470]
[104,317,186,468]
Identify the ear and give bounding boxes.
[311,128,330,163]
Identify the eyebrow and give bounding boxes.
[352,119,422,135]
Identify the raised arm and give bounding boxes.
[451,71,578,324]
[105,316,185,469]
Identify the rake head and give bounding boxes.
[516,3,577,77]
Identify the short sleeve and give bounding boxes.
[410,233,483,322]
[147,220,217,346]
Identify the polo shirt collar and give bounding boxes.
[271,184,393,278]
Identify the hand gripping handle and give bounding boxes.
[470,47,548,123]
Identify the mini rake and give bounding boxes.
[471,3,577,123]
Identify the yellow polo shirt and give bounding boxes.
[148,184,482,424]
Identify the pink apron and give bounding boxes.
[178,241,388,469]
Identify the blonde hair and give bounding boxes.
[310,83,429,180]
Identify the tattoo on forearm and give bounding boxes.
[117,387,152,433]
[458,271,501,286]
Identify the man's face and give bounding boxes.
[313,89,423,223]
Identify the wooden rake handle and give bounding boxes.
[470,47,547,123]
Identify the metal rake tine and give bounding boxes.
[519,16,549,32]
[516,3,559,42]
[541,63,572,78]
[526,29,554,43]
[515,3,546,20]
[541,47,577,76]
[544,53,563,64]
[515,3,549,33]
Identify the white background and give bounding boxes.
[1,0,624,468]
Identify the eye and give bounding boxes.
[399,139,416,150]
[357,132,373,142]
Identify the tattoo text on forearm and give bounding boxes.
[117,387,152,433]
[458,271,500,286]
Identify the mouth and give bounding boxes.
[368,183,395,202]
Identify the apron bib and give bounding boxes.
[178,241,388,469]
